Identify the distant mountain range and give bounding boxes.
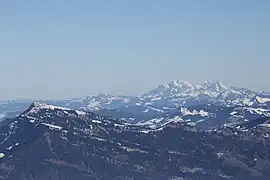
[0,102,270,179]
[0,80,269,130]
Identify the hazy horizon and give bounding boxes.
[0,79,267,101]
[1,1,269,100]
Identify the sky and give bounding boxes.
[0,0,269,100]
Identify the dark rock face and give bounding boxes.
[0,103,270,180]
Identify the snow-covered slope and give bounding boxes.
[141,80,257,107]
[0,80,267,125]
[248,92,270,106]
[1,103,270,179]
[137,104,270,130]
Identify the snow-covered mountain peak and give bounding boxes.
[143,80,230,100]
[202,80,228,93]
[139,79,260,107]
[0,80,267,122]
[157,80,194,90]
[143,80,199,98]
[29,101,70,111]
[169,80,194,88]
[21,102,87,120]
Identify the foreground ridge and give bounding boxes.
[0,103,269,179]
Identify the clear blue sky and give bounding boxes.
[0,0,269,100]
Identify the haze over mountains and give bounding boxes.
[1,80,269,125]
[1,1,269,179]
[0,80,270,179]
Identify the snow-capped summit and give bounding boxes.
[201,80,228,96]
[143,80,199,98]
[30,101,70,110]
[169,80,197,94]
[20,102,88,122]
[26,101,83,113]
[144,80,230,99]
[139,80,260,107]
[169,80,194,88]
[0,80,268,124]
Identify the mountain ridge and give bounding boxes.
[0,80,269,125]
[0,102,270,179]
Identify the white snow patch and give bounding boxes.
[27,102,87,117]
[230,111,238,115]
[41,123,63,130]
[144,102,152,106]
[30,103,70,113]
[260,124,270,128]
[114,123,125,127]
[141,130,151,133]
[91,136,107,142]
[244,107,270,116]
[75,110,86,115]
[151,97,162,101]
[122,99,130,103]
[149,124,158,129]
[128,117,135,121]
[137,116,183,127]
[91,120,102,124]
[144,106,164,113]
[120,146,148,153]
[196,119,205,123]
[86,101,101,110]
[181,108,209,117]
[0,113,5,120]
[143,109,149,113]
[216,152,224,158]
[168,151,182,155]
[137,117,164,125]
[141,127,164,133]
[256,96,270,103]
[187,122,196,126]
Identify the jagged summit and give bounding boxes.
[201,80,228,94]
[142,80,233,102]
[0,79,267,124]
[143,80,198,98]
